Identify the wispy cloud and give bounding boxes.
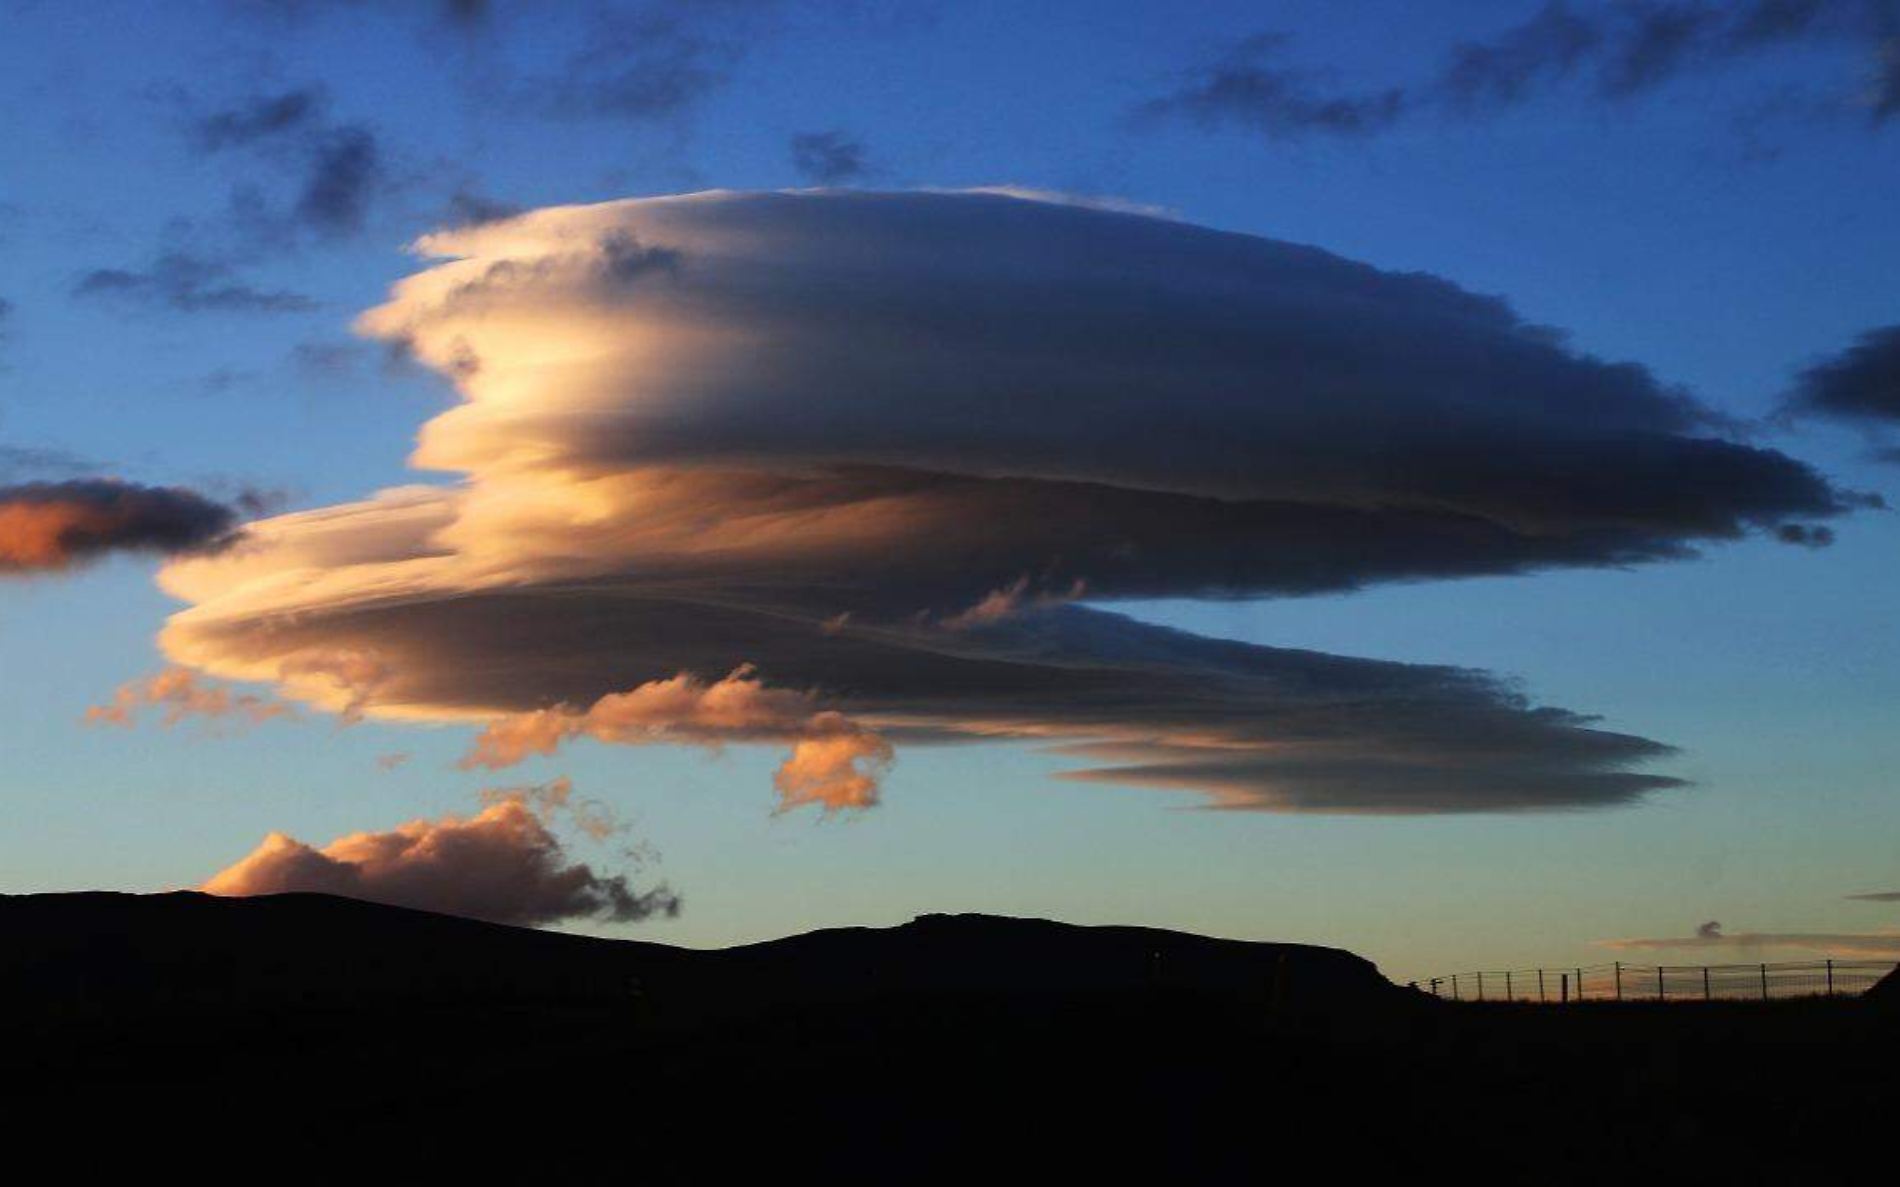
[790,130,869,183]
[1144,1,1900,142]
[1599,921,1900,958]
[73,251,317,315]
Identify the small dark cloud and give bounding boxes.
[1442,2,1603,111]
[1846,890,1900,902]
[290,339,365,378]
[0,445,101,482]
[190,88,388,241]
[441,186,523,228]
[295,125,383,237]
[1144,1,1900,142]
[0,479,242,574]
[518,1,778,122]
[1785,323,1900,425]
[1696,920,1723,939]
[73,252,316,315]
[1876,38,1900,122]
[234,0,488,31]
[790,130,868,183]
[1600,2,1724,97]
[1140,33,1406,140]
[193,88,323,150]
[1774,522,1836,547]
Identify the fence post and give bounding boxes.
[1576,967,1584,1002]
[1477,972,1485,1001]
[1561,973,1569,1003]
[1452,974,1459,1001]
[1826,959,1834,997]
[1614,962,1623,1001]
[1505,971,1513,1001]
[1703,966,1710,1002]
[1538,968,1546,1003]
[1658,966,1666,1001]
[1760,963,1769,1000]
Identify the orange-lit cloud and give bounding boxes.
[147,190,1863,814]
[461,667,892,812]
[0,480,238,574]
[85,666,292,730]
[202,783,677,925]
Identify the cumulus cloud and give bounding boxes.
[1146,1,1900,140]
[152,190,1861,814]
[1600,923,1900,957]
[0,445,99,482]
[202,784,677,926]
[0,480,240,574]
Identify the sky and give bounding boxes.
[2,0,1899,983]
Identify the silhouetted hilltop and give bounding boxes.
[6,891,1900,1179]
[0,890,1396,1022]
[1870,962,1900,1006]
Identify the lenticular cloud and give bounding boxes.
[156,189,1858,813]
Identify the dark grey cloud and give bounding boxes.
[1139,33,1406,139]
[1442,2,1604,110]
[295,125,384,236]
[1788,323,1900,424]
[0,479,241,574]
[193,88,323,150]
[441,186,523,228]
[73,252,316,314]
[790,130,869,183]
[0,445,100,482]
[1846,890,1900,901]
[1146,1,1900,140]
[161,191,1871,815]
[1774,522,1836,547]
[234,0,489,31]
[191,88,388,241]
[516,0,781,122]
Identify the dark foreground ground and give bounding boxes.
[5,892,1897,1181]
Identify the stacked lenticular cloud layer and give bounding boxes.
[156,190,1858,812]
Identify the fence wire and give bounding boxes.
[1416,959,1895,1003]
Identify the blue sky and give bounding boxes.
[2,0,1898,981]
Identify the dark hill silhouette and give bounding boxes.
[1869,961,1900,1006]
[0,890,1395,1021]
[6,891,1899,1180]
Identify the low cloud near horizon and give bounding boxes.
[151,189,1864,814]
[1599,922,1900,959]
[202,779,677,926]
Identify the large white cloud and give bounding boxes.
[156,189,1857,813]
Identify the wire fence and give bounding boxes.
[1415,959,1896,1004]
